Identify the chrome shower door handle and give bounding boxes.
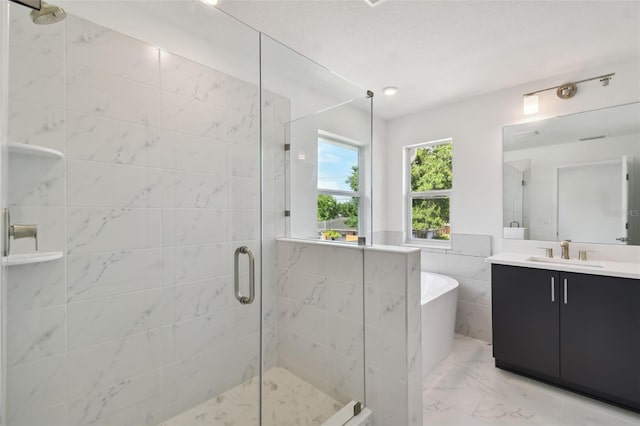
[234,246,255,305]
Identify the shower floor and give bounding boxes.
[159,367,343,426]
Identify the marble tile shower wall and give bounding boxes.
[276,240,365,406]
[7,11,287,426]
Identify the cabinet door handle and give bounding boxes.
[563,278,568,304]
[551,277,555,302]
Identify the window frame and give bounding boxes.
[317,131,363,239]
[404,138,453,248]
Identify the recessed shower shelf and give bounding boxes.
[8,142,64,159]
[3,251,64,266]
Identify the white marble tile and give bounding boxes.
[158,127,227,174]
[162,170,227,209]
[8,154,65,206]
[445,253,491,281]
[325,277,364,323]
[67,288,172,350]
[6,206,65,254]
[66,112,160,167]
[228,175,259,209]
[228,141,260,177]
[8,259,65,311]
[455,275,491,305]
[455,300,492,343]
[8,100,65,151]
[377,370,409,426]
[7,305,66,366]
[449,233,492,257]
[9,2,64,56]
[9,45,64,108]
[67,160,161,208]
[280,269,328,309]
[173,306,258,361]
[364,251,406,293]
[160,90,227,140]
[423,335,640,426]
[67,249,163,302]
[67,207,161,254]
[173,276,234,322]
[325,350,365,404]
[160,50,227,105]
[421,250,447,274]
[66,16,159,86]
[8,402,68,426]
[278,298,328,347]
[228,209,260,241]
[328,314,363,359]
[224,77,259,146]
[279,331,329,396]
[7,355,67,421]
[164,242,230,285]
[162,208,227,246]
[377,329,407,381]
[324,245,364,284]
[66,327,170,401]
[68,369,164,426]
[67,62,160,126]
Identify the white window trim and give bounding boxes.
[317,133,363,237]
[404,138,453,248]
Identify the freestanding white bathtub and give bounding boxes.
[421,271,459,377]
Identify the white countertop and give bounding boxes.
[486,252,640,280]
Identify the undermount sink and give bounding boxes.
[526,256,604,268]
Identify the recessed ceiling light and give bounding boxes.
[383,86,398,96]
[364,0,387,7]
[200,0,218,6]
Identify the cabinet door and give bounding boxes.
[560,272,640,407]
[492,264,560,378]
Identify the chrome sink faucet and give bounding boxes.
[560,240,570,259]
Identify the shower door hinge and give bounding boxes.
[284,210,291,217]
[284,143,291,151]
[353,401,362,416]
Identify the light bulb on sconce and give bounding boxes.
[523,95,539,115]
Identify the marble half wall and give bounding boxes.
[374,232,493,342]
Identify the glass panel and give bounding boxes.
[261,33,369,425]
[410,143,453,191]
[411,197,451,240]
[318,138,359,192]
[3,2,262,425]
[318,195,360,242]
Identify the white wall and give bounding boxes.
[384,55,640,256]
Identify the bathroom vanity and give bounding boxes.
[487,254,640,413]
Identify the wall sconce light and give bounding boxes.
[523,95,539,115]
[522,72,614,115]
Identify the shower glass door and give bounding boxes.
[2,1,263,425]
[261,34,371,425]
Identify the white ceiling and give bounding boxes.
[219,0,640,120]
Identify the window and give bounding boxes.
[406,139,452,244]
[317,134,361,242]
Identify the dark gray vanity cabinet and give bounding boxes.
[491,265,560,379]
[560,272,640,409]
[491,264,640,412]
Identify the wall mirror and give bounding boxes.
[502,102,640,245]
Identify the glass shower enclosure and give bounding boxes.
[0,1,372,425]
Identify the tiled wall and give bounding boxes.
[6,9,287,426]
[420,234,492,342]
[364,246,422,426]
[276,239,365,405]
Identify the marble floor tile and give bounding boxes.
[159,367,343,426]
[423,335,640,426]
